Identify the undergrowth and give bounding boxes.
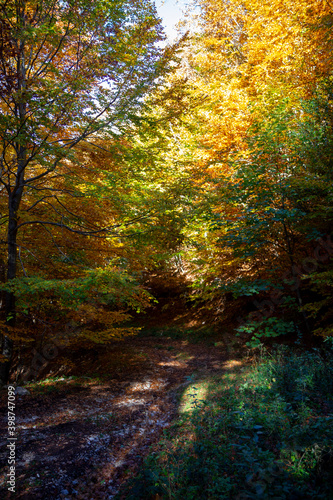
[118,345,333,499]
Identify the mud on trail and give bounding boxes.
[0,334,242,500]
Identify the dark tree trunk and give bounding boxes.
[0,30,27,383]
[0,194,21,384]
[0,332,14,385]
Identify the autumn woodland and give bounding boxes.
[1,0,333,498]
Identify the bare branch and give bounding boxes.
[17,245,27,277]
[26,195,56,212]
[16,211,154,236]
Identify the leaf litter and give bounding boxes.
[0,337,231,499]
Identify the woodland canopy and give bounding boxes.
[1,0,333,383]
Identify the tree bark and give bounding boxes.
[0,21,28,384]
[0,190,23,384]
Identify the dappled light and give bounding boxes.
[179,380,209,414]
[0,335,231,497]
[122,346,333,499]
[1,0,333,498]
[128,379,168,392]
[222,359,243,370]
[158,359,189,368]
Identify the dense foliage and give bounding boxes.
[0,0,188,381]
[1,0,333,381]
[173,0,333,345]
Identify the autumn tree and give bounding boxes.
[0,0,181,382]
[175,0,333,341]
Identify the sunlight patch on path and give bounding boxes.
[178,381,209,414]
[114,397,148,407]
[223,359,243,370]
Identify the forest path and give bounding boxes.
[0,335,242,499]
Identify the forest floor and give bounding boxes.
[0,302,246,499]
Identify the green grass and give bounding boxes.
[118,345,333,499]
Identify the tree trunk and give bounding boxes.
[0,333,14,385]
[0,28,28,384]
[0,194,21,384]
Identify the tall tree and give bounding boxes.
[176,0,333,338]
[0,0,176,382]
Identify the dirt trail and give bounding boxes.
[0,336,238,499]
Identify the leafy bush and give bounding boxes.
[236,317,295,348]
